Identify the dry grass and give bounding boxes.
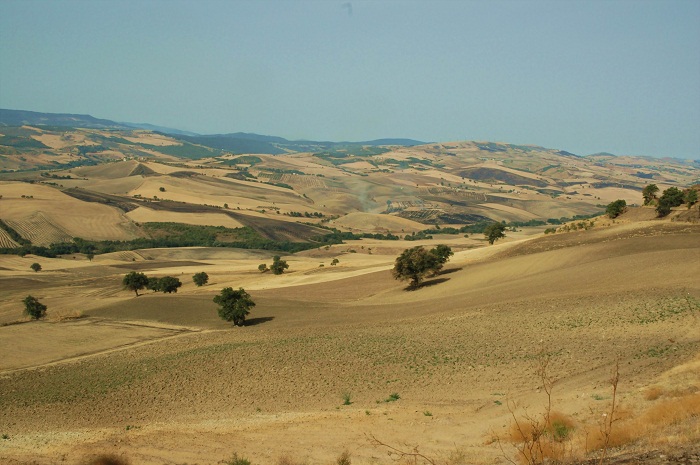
[0,220,698,464]
[643,385,664,401]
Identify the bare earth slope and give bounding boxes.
[0,220,698,464]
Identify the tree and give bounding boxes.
[147,276,161,292]
[430,244,453,266]
[606,199,627,219]
[391,246,441,287]
[192,272,209,287]
[158,276,182,293]
[159,187,166,192]
[656,187,684,217]
[86,253,95,262]
[270,256,289,275]
[484,223,506,245]
[642,184,659,205]
[30,262,41,272]
[213,287,256,326]
[331,258,340,266]
[258,263,269,273]
[684,188,698,208]
[123,271,149,296]
[23,295,47,320]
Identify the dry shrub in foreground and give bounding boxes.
[586,392,700,451]
[500,352,581,465]
[643,385,664,401]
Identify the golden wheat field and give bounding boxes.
[0,214,698,465]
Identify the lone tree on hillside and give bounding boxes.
[23,295,47,320]
[158,276,182,293]
[258,263,269,273]
[30,262,41,272]
[606,199,627,219]
[331,258,340,266]
[270,256,289,275]
[392,245,453,287]
[484,222,506,245]
[642,184,659,205]
[123,271,149,296]
[214,287,256,326]
[656,187,684,217]
[192,272,209,287]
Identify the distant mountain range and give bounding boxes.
[0,109,426,154]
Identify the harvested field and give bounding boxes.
[126,206,245,228]
[330,212,425,234]
[0,183,142,242]
[0,319,190,371]
[0,220,698,464]
[109,260,209,271]
[0,227,20,248]
[4,212,73,246]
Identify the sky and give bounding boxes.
[1,0,699,158]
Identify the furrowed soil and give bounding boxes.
[0,221,698,465]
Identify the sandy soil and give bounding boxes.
[0,221,698,464]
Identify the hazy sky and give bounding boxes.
[1,0,699,158]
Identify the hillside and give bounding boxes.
[0,216,698,464]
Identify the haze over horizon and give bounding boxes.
[1,0,699,159]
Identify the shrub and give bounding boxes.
[258,263,269,273]
[656,187,684,217]
[606,199,627,218]
[23,295,47,320]
[270,256,289,275]
[192,271,209,287]
[30,262,41,272]
[225,453,251,465]
[158,276,182,293]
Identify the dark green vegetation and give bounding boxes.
[656,187,685,217]
[0,222,352,258]
[139,142,221,160]
[642,184,659,205]
[391,244,453,287]
[0,134,49,149]
[122,271,148,297]
[484,223,507,245]
[192,272,209,287]
[157,276,182,293]
[23,295,47,320]
[29,262,41,272]
[606,199,627,219]
[270,256,289,275]
[213,287,256,326]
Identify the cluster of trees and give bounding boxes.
[120,269,257,326]
[122,271,183,296]
[258,256,289,274]
[642,184,698,217]
[391,244,453,286]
